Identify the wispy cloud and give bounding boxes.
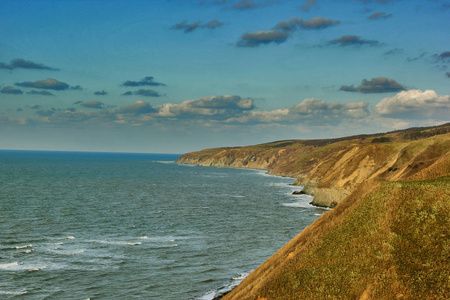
[121,89,162,97]
[94,90,108,96]
[122,76,166,87]
[274,17,340,32]
[383,48,403,56]
[238,16,339,47]
[171,19,225,33]
[367,11,393,20]
[299,0,317,11]
[230,0,264,10]
[0,58,59,71]
[236,30,289,47]
[15,78,70,90]
[1,86,23,95]
[35,109,56,117]
[433,51,450,63]
[27,90,54,96]
[80,101,105,109]
[329,35,380,47]
[340,77,405,93]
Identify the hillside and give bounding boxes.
[177,123,450,299]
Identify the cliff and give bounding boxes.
[177,123,450,299]
[177,123,450,207]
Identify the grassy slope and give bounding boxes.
[260,178,449,299]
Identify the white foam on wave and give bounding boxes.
[154,160,175,165]
[0,290,28,296]
[58,236,75,240]
[197,273,249,300]
[27,266,47,272]
[0,262,19,269]
[0,262,48,272]
[126,242,142,246]
[177,163,197,167]
[13,244,32,250]
[281,202,309,208]
[138,236,149,239]
[53,249,86,255]
[232,273,248,281]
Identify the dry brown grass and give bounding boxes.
[224,177,450,299]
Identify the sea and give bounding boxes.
[0,150,326,299]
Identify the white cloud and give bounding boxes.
[374,89,450,119]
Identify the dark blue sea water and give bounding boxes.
[0,150,325,299]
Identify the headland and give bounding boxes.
[177,123,450,299]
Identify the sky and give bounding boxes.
[0,0,449,154]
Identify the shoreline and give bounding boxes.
[184,164,324,300]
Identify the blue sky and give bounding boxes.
[1,0,449,153]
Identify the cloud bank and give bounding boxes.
[22,94,371,128]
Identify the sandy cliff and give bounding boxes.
[177,123,450,207]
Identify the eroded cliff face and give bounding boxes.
[177,127,450,208]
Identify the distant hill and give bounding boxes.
[177,123,450,299]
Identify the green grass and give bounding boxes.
[260,176,450,299]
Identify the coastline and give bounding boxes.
[178,124,450,299]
